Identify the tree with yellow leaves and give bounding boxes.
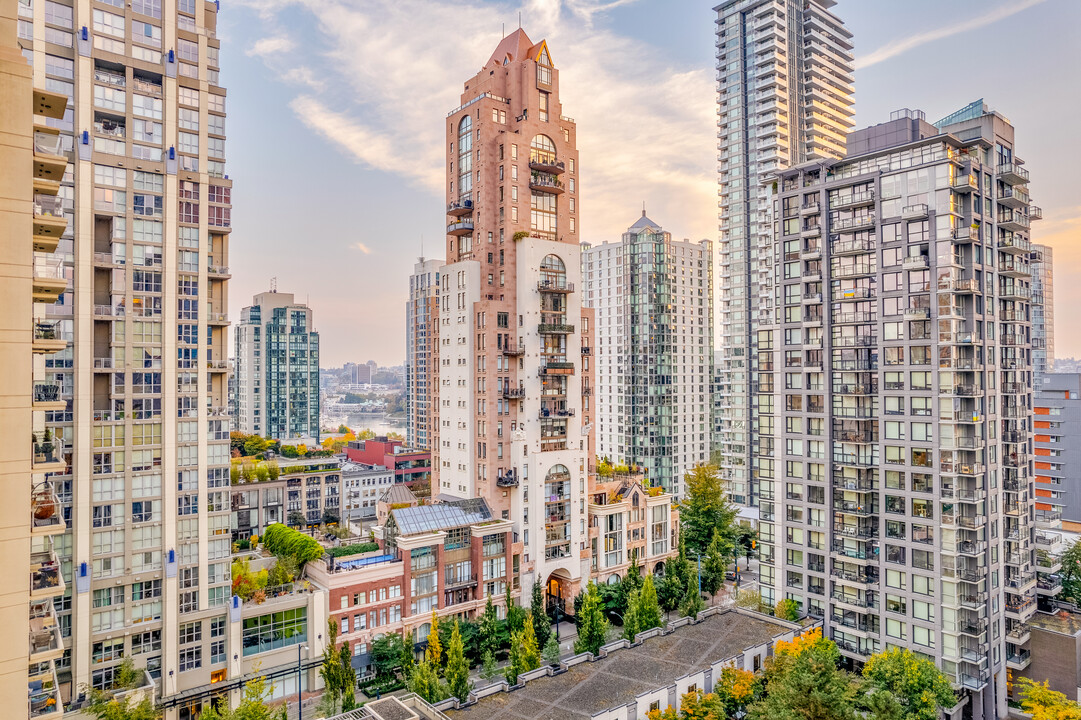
[1017,677,1081,720]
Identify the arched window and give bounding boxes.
[540,254,566,288]
[458,116,473,201]
[530,134,556,165]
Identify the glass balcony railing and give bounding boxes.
[33,131,63,157]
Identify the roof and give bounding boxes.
[1029,610,1081,637]
[391,498,491,536]
[379,484,417,505]
[447,610,791,720]
[628,209,661,233]
[486,28,537,67]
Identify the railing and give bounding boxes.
[538,323,574,333]
[33,322,60,341]
[537,280,574,292]
[998,162,1030,182]
[33,383,61,403]
[34,194,64,217]
[33,130,63,156]
[529,175,564,191]
[445,92,509,118]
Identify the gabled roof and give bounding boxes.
[486,28,538,67]
[629,209,662,233]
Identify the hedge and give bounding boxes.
[328,542,380,558]
[262,524,324,565]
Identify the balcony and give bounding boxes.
[902,255,929,270]
[446,218,474,236]
[952,174,978,192]
[951,227,977,243]
[833,215,876,231]
[529,154,565,175]
[529,174,565,194]
[28,662,61,718]
[999,210,1029,233]
[496,470,518,488]
[902,204,928,220]
[207,265,231,278]
[33,194,67,253]
[32,128,67,184]
[831,567,878,585]
[1000,257,1030,278]
[32,322,66,354]
[938,278,980,294]
[830,191,875,210]
[30,547,64,599]
[503,387,526,399]
[32,435,64,471]
[999,233,1030,254]
[1037,576,1062,596]
[539,407,575,419]
[903,307,930,320]
[538,361,575,376]
[538,280,574,293]
[1030,205,1043,220]
[830,237,875,256]
[538,322,574,334]
[999,186,1030,210]
[208,312,229,325]
[31,482,66,536]
[446,199,473,217]
[833,500,874,516]
[501,344,524,357]
[28,601,63,664]
[998,162,1029,185]
[1006,596,1037,621]
[32,261,67,303]
[1006,649,1032,670]
[800,202,820,215]
[32,383,65,411]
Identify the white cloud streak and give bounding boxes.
[246,34,295,57]
[234,0,717,241]
[856,0,1048,69]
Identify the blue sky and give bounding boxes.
[218,0,1081,367]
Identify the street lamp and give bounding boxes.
[297,643,309,720]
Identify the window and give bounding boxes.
[241,608,307,656]
[179,647,201,672]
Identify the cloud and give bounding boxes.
[351,241,373,255]
[237,0,717,241]
[856,0,1048,69]
[246,34,295,57]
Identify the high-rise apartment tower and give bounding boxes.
[434,30,595,612]
[714,0,854,505]
[582,214,713,495]
[234,290,320,440]
[1031,243,1053,388]
[760,102,1040,719]
[406,257,441,450]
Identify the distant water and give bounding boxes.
[344,412,407,436]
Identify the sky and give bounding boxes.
[218,0,1081,368]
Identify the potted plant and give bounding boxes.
[32,484,56,520]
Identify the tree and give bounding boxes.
[287,510,305,527]
[541,634,561,666]
[657,573,684,619]
[506,584,526,636]
[714,666,762,718]
[243,435,269,457]
[701,529,728,601]
[860,648,956,720]
[479,651,499,682]
[530,581,552,650]
[446,622,473,703]
[318,621,357,716]
[408,658,447,704]
[678,584,704,619]
[1017,677,1081,720]
[747,629,858,720]
[199,676,287,720]
[1061,538,1081,602]
[774,598,801,622]
[622,589,641,641]
[506,613,540,685]
[637,575,663,632]
[426,612,443,668]
[679,464,738,557]
[624,549,644,596]
[84,659,160,720]
[574,582,610,656]
[478,593,503,658]
[370,633,406,678]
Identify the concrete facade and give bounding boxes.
[713,0,855,506]
[407,258,441,450]
[761,102,1041,719]
[582,216,712,496]
[1032,243,1054,389]
[234,290,320,440]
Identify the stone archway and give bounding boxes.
[546,568,571,616]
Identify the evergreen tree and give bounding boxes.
[506,584,526,635]
[445,621,473,703]
[505,613,540,685]
[701,528,728,601]
[622,589,641,641]
[541,634,561,667]
[479,650,498,682]
[479,593,501,658]
[624,549,644,595]
[426,612,443,668]
[530,581,552,650]
[574,582,610,656]
[679,583,704,618]
[399,638,415,679]
[657,573,684,619]
[679,464,739,556]
[408,659,447,705]
[637,574,663,632]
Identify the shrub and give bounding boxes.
[232,558,269,601]
[262,523,325,565]
[329,542,380,558]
